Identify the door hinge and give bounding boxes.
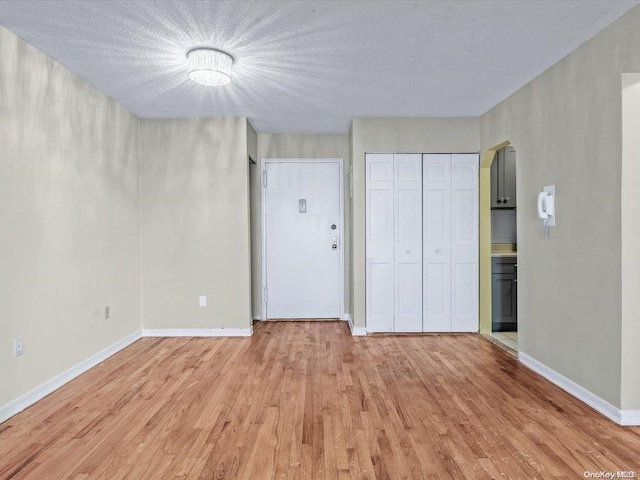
[263,171,268,188]
[264,286,268,303]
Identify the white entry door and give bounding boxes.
[263,160,343,319]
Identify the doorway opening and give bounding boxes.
[261,158,345,320]
[479,142,519,354]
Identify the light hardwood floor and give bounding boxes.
[1,321,639,479]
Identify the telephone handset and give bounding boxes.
[537,187,556,240]
[537,192,555,220]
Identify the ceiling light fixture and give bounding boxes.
[186,48,233,86]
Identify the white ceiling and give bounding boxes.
[1,1,638,134]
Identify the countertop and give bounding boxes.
[491,244,517,258]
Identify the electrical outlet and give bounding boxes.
[14,337,23,356]
[199,296,207,307]
[105,306,110,320]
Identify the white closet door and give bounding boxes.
[366,154,394,332]
[451,154,479,331]
[394,154,422,332]
[422,154,452,332]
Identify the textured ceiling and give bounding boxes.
[1,1,638,134]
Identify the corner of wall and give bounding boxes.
[621,73,640,410]
[137,117,144,331]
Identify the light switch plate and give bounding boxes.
[199,296,207,307]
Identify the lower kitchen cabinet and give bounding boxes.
[491,257,517,332]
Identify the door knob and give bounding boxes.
[332,244,337,249]
[331,236,337,249]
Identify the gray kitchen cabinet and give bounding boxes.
[491,146,517,209]
[491,257,517,332]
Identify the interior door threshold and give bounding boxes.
[482,333,517,357]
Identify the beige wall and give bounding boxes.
[0,26,141,407]
[480,6,640,409]
[253,134,351,318]
[621,73,640,410]
[140,118,251,330]
[350,117,481,328]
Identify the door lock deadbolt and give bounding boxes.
[331,224,337,230]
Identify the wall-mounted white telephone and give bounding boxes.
[537,185,556,239]
[537,191,555,220]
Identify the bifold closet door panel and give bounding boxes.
[422,154,452,332]
[366,154,394,333]
[451,154,479,332]
[393,154,423,332]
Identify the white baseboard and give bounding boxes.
[519,352,639,426]
[0,326,254,424]
[351,327,367,336]
[346,315,367,336]
[0,330,142,425]
[620,410,640,426]
[142,327,253,337]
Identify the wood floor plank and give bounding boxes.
[1,321,640,479]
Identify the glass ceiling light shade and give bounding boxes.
[187,48,233,86]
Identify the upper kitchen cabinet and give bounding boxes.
[491,146,517,209]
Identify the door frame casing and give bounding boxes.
[479,141,511,334]
[260,158,345,321]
